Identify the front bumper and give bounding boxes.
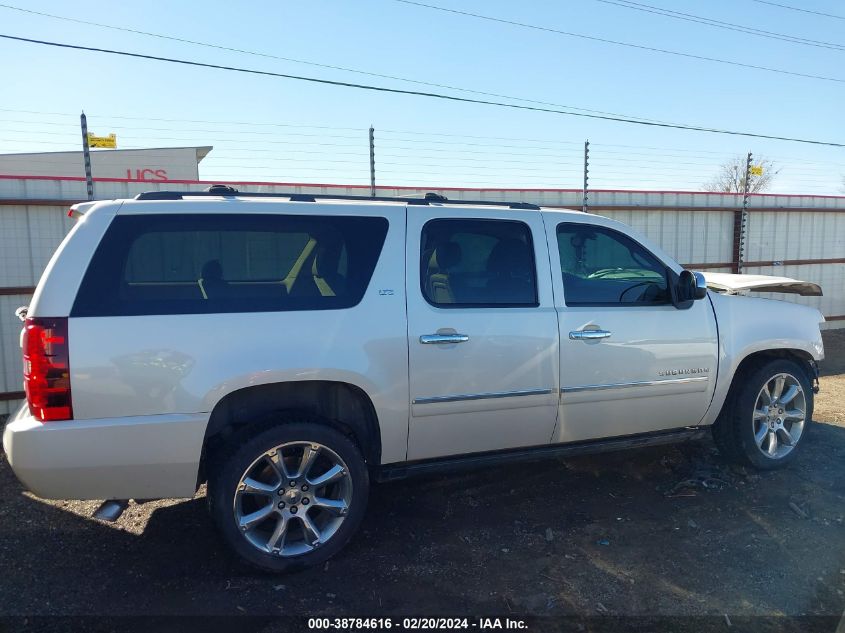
[3,404,207,500]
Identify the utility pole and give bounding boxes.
[737,151,753,274]
[80,111,94,201]
[581,140,590,213]
[369,126,376,197]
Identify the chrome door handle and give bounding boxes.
[420,333,470,344]
[569,329,612,340]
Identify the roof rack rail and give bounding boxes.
[133,187,540,210]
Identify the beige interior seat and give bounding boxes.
[282,237,317,295]
[425,241,462,304]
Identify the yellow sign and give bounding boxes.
[750,165,764,176]
[87,133,117,148]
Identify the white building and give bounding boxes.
[0,146,212,181]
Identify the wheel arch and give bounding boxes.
[199,380,382,485]
[705,343,819,428]
[733,347,817,380]
[717,347,818,421]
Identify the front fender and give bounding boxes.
[702,292,824,425]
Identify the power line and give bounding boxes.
[0,108,367,132]
[390,0,845,83]
[593,0,845,51]
[0,125,585,153]
[208,154,583,168]
[379,129,582,145]
[591,142,736,155]
[1,34,844,148]
[0,114,587,146]
[0,127,365,142]
[749,0,845,21]
[0,2,673,125]
[0,112,742,157]
[2,116,842,170]
[0,117,367,135]
[209,163,582,175]
[2,109,843,162]
[370,136,582,150]
[1,116,829,170]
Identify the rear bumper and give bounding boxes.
[2,405,207,500]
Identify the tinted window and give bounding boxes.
[556,223,669,306]
[421,219,537,307]
[73,214,388,316]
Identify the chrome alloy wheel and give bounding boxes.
[233,441,353,557]
[752,373,806,460]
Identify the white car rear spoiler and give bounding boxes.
[700,272,822,297]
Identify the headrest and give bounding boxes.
[428,242,462,271]
[201,259,223,280]
[487,239,530,275]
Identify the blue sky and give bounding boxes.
[0,0,843,193]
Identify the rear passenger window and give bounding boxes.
[72,214,388,316]
[421,219,537,307]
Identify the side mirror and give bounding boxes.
[678,270,708,302]
[692,271,708,299]
[693,272,707,299]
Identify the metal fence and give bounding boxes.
[1,175,843,414]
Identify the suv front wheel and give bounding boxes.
[713,358,813,470]
[208,421,369,572]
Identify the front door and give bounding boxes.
[547,217,719,444]
[405,207,559,461]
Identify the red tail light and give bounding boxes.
[22,317,73,422]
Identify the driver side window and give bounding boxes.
[556,223,669,306]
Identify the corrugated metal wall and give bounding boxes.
[1,176,843,414]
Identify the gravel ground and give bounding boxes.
[0,332,843,621]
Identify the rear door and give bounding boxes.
[405,206,559,461]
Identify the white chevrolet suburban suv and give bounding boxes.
[3,187,825,572]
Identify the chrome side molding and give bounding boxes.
[561,376,708,394]
[413,387,553,405]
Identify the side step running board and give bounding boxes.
[376,427,707,482]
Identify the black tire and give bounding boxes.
[208,421,369,573]
[712,358,813,470]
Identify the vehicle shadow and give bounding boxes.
[1,419,843,618]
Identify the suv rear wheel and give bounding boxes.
[208,421,369,572]
[713,358,813,470]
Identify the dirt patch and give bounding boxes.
[0,334,843,618]
[817,329,845,428]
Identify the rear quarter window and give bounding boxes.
[72,214,389,316]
